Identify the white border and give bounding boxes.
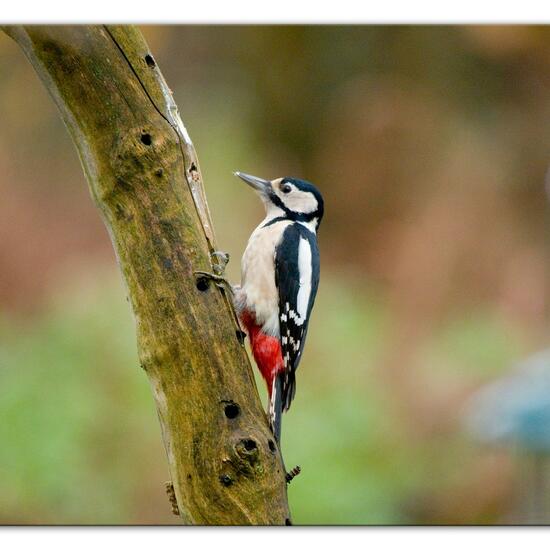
[2,526,550,550]
[2,1,550,545]
[1,0,550,23]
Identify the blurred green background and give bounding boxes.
[0,25,549,525]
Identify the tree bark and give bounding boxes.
[2,25,290,525]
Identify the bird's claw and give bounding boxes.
[211,250,230,276]
[194,270,234,296]
[194,250,232,292]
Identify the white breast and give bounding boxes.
[240,220,291,336]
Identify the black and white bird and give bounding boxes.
[233,171,323,445]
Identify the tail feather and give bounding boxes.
[282,370,296,412]
[269,373,284,444]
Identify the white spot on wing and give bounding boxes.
[296,237,312,325]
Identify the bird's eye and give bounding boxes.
[281,184,292,194]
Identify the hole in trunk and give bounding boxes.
[196,278,209,292]
[242,439,257,451]
[224,403,240,419]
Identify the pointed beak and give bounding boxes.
[234,171,271,194]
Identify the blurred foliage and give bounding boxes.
[0,25,549,524]
[0,273,176,524]
[0,271,524,524]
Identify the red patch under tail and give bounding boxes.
[239,310,285,395]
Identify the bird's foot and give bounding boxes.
[211,250,230,276]
[194,270,234,296]
[194,250,233,294]
[164,481,180,516]
[285,465,301,484]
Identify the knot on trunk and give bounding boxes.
[102,124,178,203]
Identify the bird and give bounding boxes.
[232,171,323,445]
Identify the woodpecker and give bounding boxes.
[233,171,323,444]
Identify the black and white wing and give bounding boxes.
[275,224,320,411]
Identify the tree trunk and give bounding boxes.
[2,24,290,525]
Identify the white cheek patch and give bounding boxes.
[279,187,318,214]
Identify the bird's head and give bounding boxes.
[235,171,324,230]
